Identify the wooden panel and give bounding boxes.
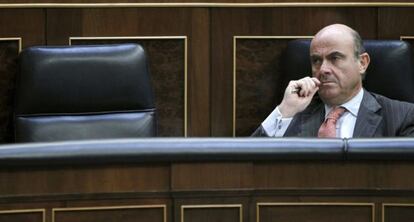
[3,160,414,221]
[0,164,169,196]
[171,163,253,190]
[181,205,241,222]
[47,9,83,44]
[54,205,165,222]
[187,8,210,137]
[211,7,377,136]
[0,209,44,222]
[71,38,186,137]
[257,203,373,222]
[254,161,414,189]
[0,39,19,143]
[0,9,45,47]
[47,8,210,136]
[378,8,414,39]
[383,204,414,222]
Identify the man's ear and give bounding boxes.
[359,52,370,74]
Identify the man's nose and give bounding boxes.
[319,60,331,74]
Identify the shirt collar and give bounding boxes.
[324,88,364,117]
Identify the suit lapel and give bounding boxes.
[284,99,325,137]
[297,102,325,137]
[353,90,382,137]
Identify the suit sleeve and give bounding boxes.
[399,103,414,136]
[251,126,269,137]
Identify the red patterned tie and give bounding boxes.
[318,107,346,138]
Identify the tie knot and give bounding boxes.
[327,106,346,121]
[318,106,346,138]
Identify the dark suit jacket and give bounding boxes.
[252,89,414,137]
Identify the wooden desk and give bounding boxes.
[0,138,413,222]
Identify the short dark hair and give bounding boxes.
[350,28,367,79]
[351,29,365,58]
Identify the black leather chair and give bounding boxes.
[14,44,156,142]
[281,39,414,103]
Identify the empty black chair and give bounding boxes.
[15,44,156,142]
[281,39,414,103]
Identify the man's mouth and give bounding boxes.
[319,81,337,89]
[320,80,336,85]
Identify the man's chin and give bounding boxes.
[318,89,337,97]
[318,91,340,105]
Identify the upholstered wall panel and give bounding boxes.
[235,38,297,136]
[0,40,19,143]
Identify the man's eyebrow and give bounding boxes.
[310,54,321,59]
[327,51,346,57]
[310,51,346,58]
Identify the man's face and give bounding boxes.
[310,30,364,105]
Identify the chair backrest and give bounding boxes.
[15,44,156,142]
[281,39,414,103]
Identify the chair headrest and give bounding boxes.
[282,39,414,103]
[16,44,155,115]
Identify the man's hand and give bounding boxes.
[278,77,320,118]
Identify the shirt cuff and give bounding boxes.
[261,106,293,137]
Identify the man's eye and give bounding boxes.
[330,54,344,61]
[312,58,321,64]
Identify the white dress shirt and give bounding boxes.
[261,89,364,138]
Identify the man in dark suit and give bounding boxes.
[252,24,414,138]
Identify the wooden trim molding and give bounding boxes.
[400,36,414,40]
[2,2,414,8]
[0,37,22,52]
[0,209,45,222]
